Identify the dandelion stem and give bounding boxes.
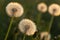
[15,33,18,40]
[4,16,14,40]
[35,31,40,40]
[37,12,42,26]
[35,12,42,40]
[48,15,54,33]
[23,34,26,40]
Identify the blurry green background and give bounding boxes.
[0,0,60,40]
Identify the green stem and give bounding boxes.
[48,15,54,33]
[15,33,18,40]
[37,12,42,26]
[35,12,42,40]
[35,32,40,40]
[23,34,26,40]
[4,16,14,40]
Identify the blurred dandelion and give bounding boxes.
[57,35,60,40]
[48,4,60,34]
[40,32,51,40]
[18,19,37,36]
[37,2,47,13]
[6,2,24,17]
[36,2,47,40]
[48,4,60,16]
[54,36,57,39]
[58,35,60,37]
[4,2,24,40]
[36,2,47,27]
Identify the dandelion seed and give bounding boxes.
[6,2,24,17]
[18,19,37,36]
[40,32,51,40]
[54,36,57,39]
[37,2,47,13]
[58,35,60,37]
[48,4,60,16]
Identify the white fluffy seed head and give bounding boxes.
[48,4,60,16]
[37,2,47,13]
[18,19,37,36]
[40,32,51,40]
[6,2,24,17]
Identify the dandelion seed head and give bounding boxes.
[37,2,47,13]
[40,32,51,40]
[48,4,60,16]
[6,2,24,17]
[18,19,37,36]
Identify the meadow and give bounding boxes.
[0,0,60,40]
